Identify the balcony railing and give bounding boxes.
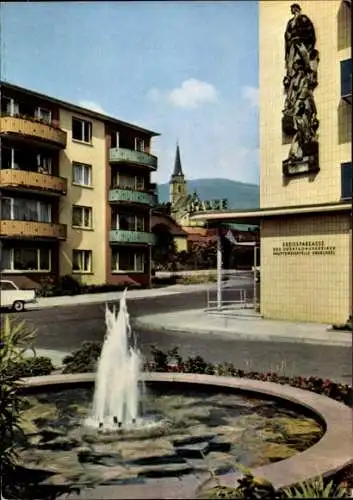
[0,169,67,195]
[341,162,352,200]
[0,220,67,240]
[341,59,352,103]
[0,115,67,148]
[109,188,157,206]
[109,148,157,170]
[109,229,155,245]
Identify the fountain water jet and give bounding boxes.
[85,289,142,431]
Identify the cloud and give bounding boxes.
[168,79,218,108]
[241,86,259,108]
[78,100,106,114]
[147,79,218,109]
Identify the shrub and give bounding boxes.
[4,357,54,379]
[177,274,218,285]
[200,469,349,499]
[144,347,353,407]
[38,275,141,297]
[38,275,81,297]
[62,341,103,373]
[0,316,37,486]
[151,275,178,286]
[283,476,348,498]
[331,316,352,332]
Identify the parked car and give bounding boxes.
[0,280,37,312]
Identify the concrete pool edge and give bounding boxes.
[20,372,353,499]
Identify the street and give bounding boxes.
[15,287,352,384]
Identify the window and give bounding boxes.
[72,162,92,186]
[35,107,52,123]
[341,59,352,99]
[111,249,145,272]
[0,281,17,291]
[112,173,146,190]
[37,153,52,174]
[0,197,51,222]
[117,173,136,190]
[111,131,119,149]
[72,205,93,229]
[1,247,51,272]
[136,176,145,190]
[135,138,144,152]
[72,250,92,273]
[136,216,145,231]
[2,97,19,116]
[341,162,352,199]
[72,117,92,143]
[113,213,145,231]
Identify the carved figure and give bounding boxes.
[289,101,316,160]
[283,4,319,175]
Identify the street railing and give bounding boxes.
[206,287,253,311]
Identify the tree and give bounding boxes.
[152,223,177,270]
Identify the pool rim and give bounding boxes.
[19,371,353,498]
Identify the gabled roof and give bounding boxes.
[151,211,188,236]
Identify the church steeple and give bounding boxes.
[169,141,187,206]
[172,142,183,177]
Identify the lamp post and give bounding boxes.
[216,226,222,311]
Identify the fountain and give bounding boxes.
[12,289,341,499]
[85,289,142,431]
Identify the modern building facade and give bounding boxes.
[191,0,352,324]
[0,82,158,289]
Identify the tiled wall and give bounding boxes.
[260,213,351,323]
[259,0,352,208]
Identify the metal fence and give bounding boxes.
[205,281,261,317]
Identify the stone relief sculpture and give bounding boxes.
[282,3,320,176]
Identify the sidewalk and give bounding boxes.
[30,283,214,310]
[135,309,352,347]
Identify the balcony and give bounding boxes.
[0,115,67,148]
[109,148,157,170]
[109,188,157,206]
[341,59,352,103]
[341,162,352,200]
[0,220,67,240]
[109,229,155,245]
[0,169,67,196]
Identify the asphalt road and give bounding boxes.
[15,287,352,384]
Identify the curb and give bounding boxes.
[28,284,220,311]
[134,318,352,347]
[27,282,253,311]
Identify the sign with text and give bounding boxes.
[188,198,228,213]
[273,240,336,256]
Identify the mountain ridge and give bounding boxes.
[157,178,260,210]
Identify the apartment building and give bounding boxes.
[0,82,158,289]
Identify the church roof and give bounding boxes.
[151,212,188,236]
[172,143,183,177]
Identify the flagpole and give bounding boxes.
[216,227,222,311]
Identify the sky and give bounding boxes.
[1,1,259,185]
